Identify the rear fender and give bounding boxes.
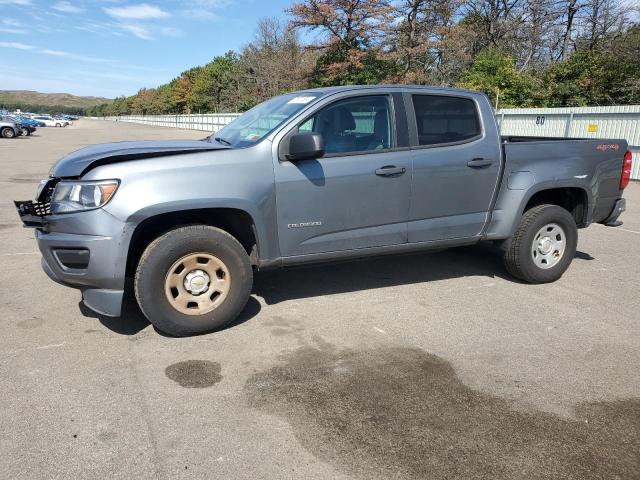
[484,179,591,240]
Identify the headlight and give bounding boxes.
[51,180,119,214]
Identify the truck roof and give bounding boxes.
[296,84,483,96]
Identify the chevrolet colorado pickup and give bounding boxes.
[16,86,631,336]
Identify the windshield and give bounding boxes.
[210,92,321,148]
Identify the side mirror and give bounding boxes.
[286,132,325,161]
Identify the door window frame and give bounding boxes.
[405,92,485,150]
[278,93,405,161]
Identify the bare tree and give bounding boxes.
[241,18,315,101]
[579,0,629,50]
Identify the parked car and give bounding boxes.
[54,116,72,125]
[4,115,36,136]
[15,85,631,336]
[18,115,45,128]
[32,116,68,127]
[0,117,19,138]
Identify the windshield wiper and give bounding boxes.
[214,136,232,146]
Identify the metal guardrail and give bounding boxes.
[94,105,640,179]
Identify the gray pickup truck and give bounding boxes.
[16,86,631,336]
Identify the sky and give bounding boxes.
[0,0,295,98]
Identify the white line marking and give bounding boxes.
[373,327,387,335]
[5,342,66,357]
[616,227,640,235]
[2,252,39,256]
[36,342,65,350]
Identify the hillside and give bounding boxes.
[0,90,112,109]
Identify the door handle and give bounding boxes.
[375,165,406,177]
[467,158,493,168]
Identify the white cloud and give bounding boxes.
[2,18,23,27]
[0,27,27,33]
[103,3,170,20]
[0,0,32,5]
[41,48,112,63]
[119,23,154,40]
[0,19,27,33]
[0,41,34,50]
[179,0,229,21]
[52,1,84,13]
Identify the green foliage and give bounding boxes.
[0,103,86,115]
[544,49,640,107]
[458,50,542,108]
[310,47,398,87]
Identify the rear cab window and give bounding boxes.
[411,95,481,147]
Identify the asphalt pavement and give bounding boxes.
[1,119,638,479]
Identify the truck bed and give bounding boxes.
[500,137,627,225]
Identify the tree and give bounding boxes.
[240,18,315,103]
[545,32,640,106]
[288,0,396,85]
[458,49,541,107]
[186,53,239,112]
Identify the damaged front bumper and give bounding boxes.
[15,192,127,317]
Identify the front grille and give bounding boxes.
[15,200,51,217]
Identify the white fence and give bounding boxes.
[99,113,241,132]
[98,104,640,179]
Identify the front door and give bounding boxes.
[273,94,411,257]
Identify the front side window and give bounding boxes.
[300,95,393,155]
[412,95,481,146]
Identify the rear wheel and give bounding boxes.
[504,204,577,283]
[135,225,253,336]
[21,127,30,136]
[1,127,16,138]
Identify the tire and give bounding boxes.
[135,225,253,336]
[504,204,577,283]
[21,127,30,136]
[1,127,16,138]
[55,123,61,127]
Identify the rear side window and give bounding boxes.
[412,95,481,146]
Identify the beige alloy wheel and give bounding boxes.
[164,252,231,315]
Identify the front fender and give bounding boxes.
[91,145,279,262]
[124,198,277,262]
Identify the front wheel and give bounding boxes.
[503,204,578,283]
[21,127,30,136]
[135,225,253,336]
[1,127,16,138]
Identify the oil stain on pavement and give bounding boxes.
[244,346,640,480]
[165,360,222,388]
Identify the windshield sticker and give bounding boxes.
[287,96,316,104]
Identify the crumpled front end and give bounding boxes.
[15,177,129,317]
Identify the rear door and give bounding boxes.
[273,92,412,257]
[407,92,502,242]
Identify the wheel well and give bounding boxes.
[524,188,588,226]
[125,208,258,277]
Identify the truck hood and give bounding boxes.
[51,139,229,178]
